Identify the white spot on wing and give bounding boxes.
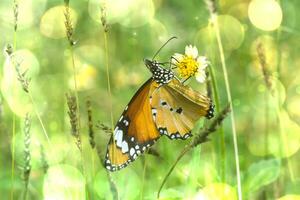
[130,148,135,156]
[133,154,137,159]
[114,128,123,147]
[121,141,129,153]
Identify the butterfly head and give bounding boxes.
[144,58,174,84]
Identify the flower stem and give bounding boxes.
[211,14,242,200]
[104,32,114,134]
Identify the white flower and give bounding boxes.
[172,45,209,83]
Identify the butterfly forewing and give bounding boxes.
[150,79,213,140]
[104,79,161,171]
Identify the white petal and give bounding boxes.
[195,70,206,83]
[172,53,183,64]
[197,56,209,69]
[185,45,198,58]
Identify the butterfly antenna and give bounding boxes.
[152,36,177,60]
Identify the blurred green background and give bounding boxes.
[1,0,300,199]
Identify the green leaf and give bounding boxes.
[242,159,281,196]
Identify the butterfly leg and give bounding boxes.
[181,76,192,84]
[169,56,179,69]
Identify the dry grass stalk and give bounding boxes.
[5,44,31,93]
[66,93,81,151]
[96,122,112,135]
[13,0,18,32]
[206,70,213,100]
[22,113,31,200]
[40,145,49,174]
[204,0,217,15]
[86,99,95,148]
[257,42,274,92]
[64,0,76,46]
[100,3,109,32]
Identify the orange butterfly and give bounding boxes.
[104,40,214,172]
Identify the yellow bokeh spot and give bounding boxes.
[40,6,77,39]
[76,64,97,90]
[250,35,278,75]
[287,96,300,119]
[66,45,102,90]
[277,195,300,200]
[248,0,282,31]
[194,183,237,200]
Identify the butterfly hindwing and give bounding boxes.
[150,79,214,140]
[104,79,160,171]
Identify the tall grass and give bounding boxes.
[63,1,93,199]
[10,0,19,199]
[256,43,295,182]
[204,0,242,199]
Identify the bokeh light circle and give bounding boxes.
[0,0,47,30]
[88,0,154,27]
[249,77,286,109]
[277,195,300,200]
[12,124,48,170]
[247,108,300,158]
[43,164,85,200]
[250,35,278,77]
[1,49,40,117]
[248,0,282,31]
[88,0,134,24]
[40,6,78,39]
[194,183,237,200]
[195,15,244,54]
[119,0,155,28]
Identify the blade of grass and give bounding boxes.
[11,1,19,198]
[211,13,242,200]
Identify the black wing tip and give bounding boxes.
[104,139,158,172]
[205,103,215,119]
[159,127,192,140]
[103,158,133,172]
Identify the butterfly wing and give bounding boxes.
[104,78,160,171]
[150,79,214,140]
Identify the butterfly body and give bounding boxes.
[144,59,175,85]
[104,59,214,171]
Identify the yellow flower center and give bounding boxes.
[177,56,198,78]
